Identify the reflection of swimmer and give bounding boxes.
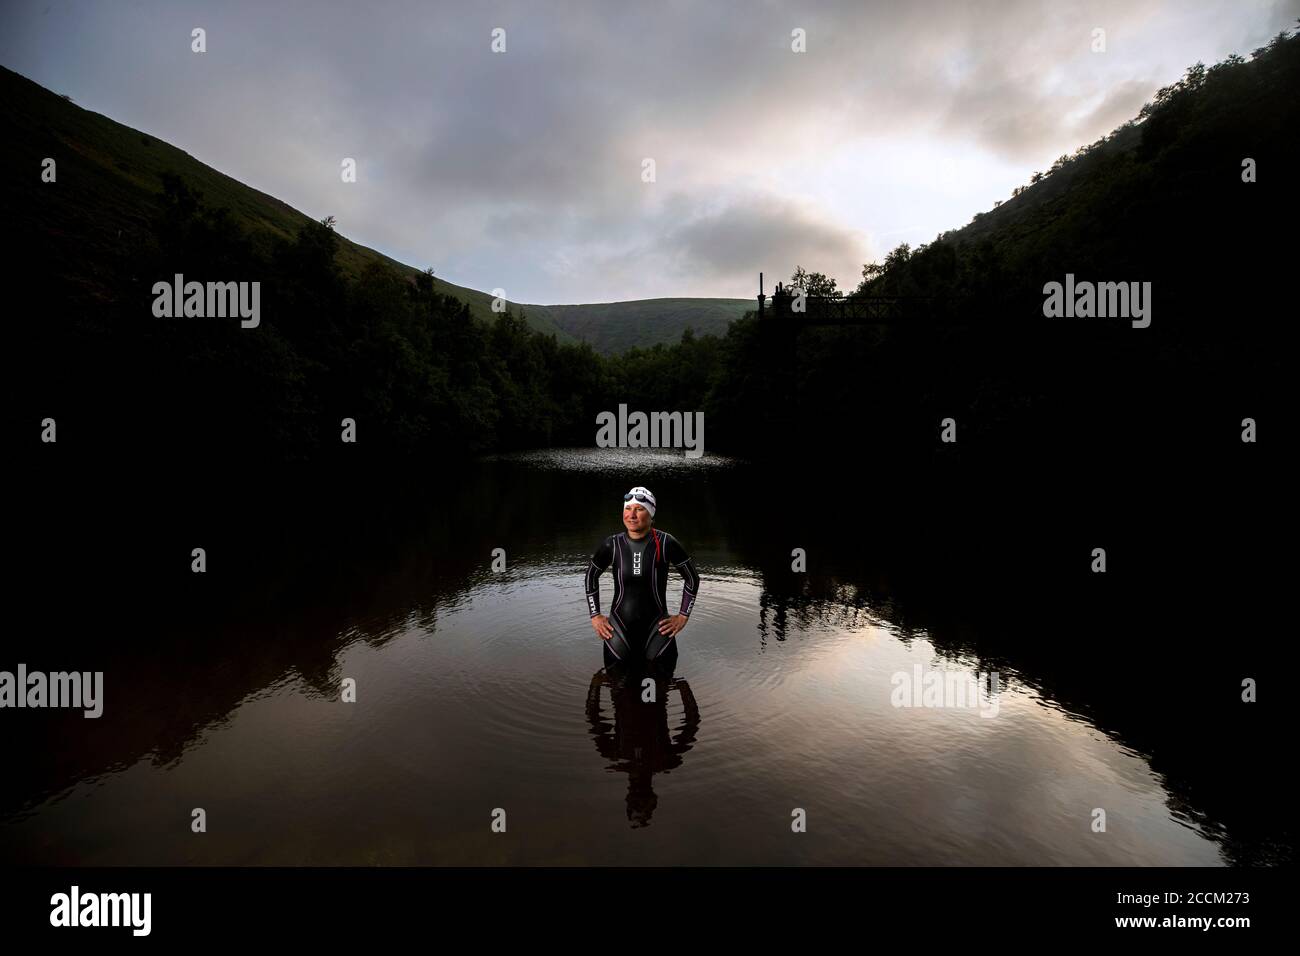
[585,486,700,668]
[585,663,701,827]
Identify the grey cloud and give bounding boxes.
[564,192,872,299]
[0,0,1284,301]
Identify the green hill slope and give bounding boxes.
[853,33,1298,301]
[0,64,577,342]
[530,297,754,354]
[2,63,762,352]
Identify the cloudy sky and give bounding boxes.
[2,0,1294,303]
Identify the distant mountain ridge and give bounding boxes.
[1,64,751,353]
[531,297,754,354]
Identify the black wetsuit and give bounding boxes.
[585,529,700,664]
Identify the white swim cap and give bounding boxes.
[622,486,656,518]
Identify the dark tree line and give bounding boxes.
[701,32,1296,468]
[23,33,1295,473]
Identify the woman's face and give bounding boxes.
[623,503,651,534]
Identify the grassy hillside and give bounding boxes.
[9,31,1293,469]
[854,33,1298,302]
[713,31,1297,462]
[531,297,754,354]
[0,64,577,342]
[1,63,762,352]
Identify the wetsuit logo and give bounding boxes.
[632,550,642,576]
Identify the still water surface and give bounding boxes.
[2,448,1278,865]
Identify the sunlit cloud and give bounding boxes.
[1,0,1292,301]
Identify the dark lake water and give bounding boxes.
[3,448,1289,865]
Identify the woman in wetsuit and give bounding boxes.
[585,486,700,666]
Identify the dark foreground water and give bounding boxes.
[3,449,1289,865]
